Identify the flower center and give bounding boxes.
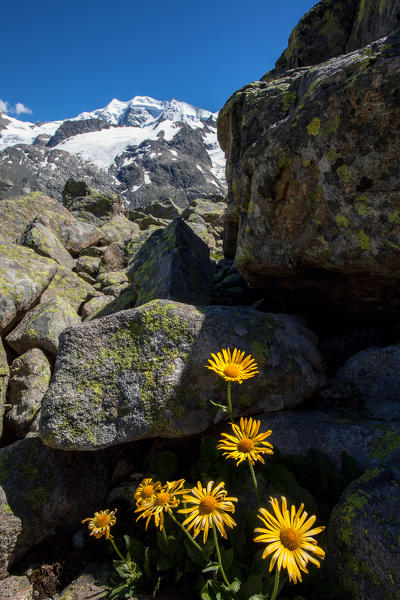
[199,495,218,514]
[223,364,240,378]
[280,528,301,551]
[94,513,110,528]
[237,437,255,453]
[142,485,155,498]
[156,492,170,505]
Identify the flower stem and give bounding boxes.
[270,568,280,600]
[167,509,204,554]
[212,526,231,587]
[247,457,261,506]
[109,537,125,562]
[226,382,234,422]
[161,526,169,549]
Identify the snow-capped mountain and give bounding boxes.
[0,96,226,207]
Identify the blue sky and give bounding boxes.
[2,0,317,122]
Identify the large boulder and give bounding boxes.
[335,343,400,405]
[39,299,325,450]
[19,218,75,269]
[127,218,214,306]
[328,450,400,599]
[62,179,125,225]
[6,297,80,356]
[274,0,400,73]
[40,265,94,311]
[0,192,103,256]
[0,244,57,335]
[218,16,400,319]
[0,339,9,439]
[259,409,400,470]
[6,348,51,438]
[0,436,110,578]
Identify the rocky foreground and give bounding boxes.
[1,1,400,599]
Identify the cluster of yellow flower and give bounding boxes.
[82,348,325,595]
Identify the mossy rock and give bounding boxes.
[39,299,324,450]
[328,451,400,599]
[6,297,80,356]
[0,244,57,335]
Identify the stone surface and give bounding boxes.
[6,348,52,438]
[218,29,400,319]
[139,197,182,220]
[99,214,140,243]
[63,181,125,224]
[335,343,400,405]
[182,197,226,228]
[75,255,101,278]
[259,408,400,471]
[19,219,75,269]
[0,436,110,578]
[0,192,74,244]
[40,265,94,311]
[39,299,325,450]
[274,0,400,73]
[0,244,57,335]
[6,297,80,356]
[97,242,128,273]
[57,563,111,600]
[90,290,137,319]
[328,450,400,599]
[0,575,33,600]
[127,218,214,306]
[81,296,114,320]
[0,339,9,439]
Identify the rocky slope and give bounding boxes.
[0,96,226,208]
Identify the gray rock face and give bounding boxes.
[19,219,75,269]
[6,349,51,438]
[0,340,9,439]
[40,265,94,311]
[110,123,226,208]
[0,436,110,578]
[46,118,111,147]
[259,408,400,471]
[334,343,400,411]
[127,218,214,306]
[0,244,57,335]
[274,0,400,73]
[218,31,400,318]
[328,451,400,599]
[0,575,32,600]
[6,297,80,356]
[39,299,325,450]
[0,144,117,201]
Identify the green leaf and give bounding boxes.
[220,547,234,571]
[157,552,176,571]
[151,450,177,480]
[209,399,229,411]
[123,535,145,565]
[240,574,263,599]
[186,541,207,566]
[202,561,220,573]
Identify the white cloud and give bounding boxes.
[0,99,9,113]
[15,102,32,115]
[0,99,33,115]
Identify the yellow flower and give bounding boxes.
[206,348,259,384]
[178,481,237,543]
[254,496,325,584]
[217,417,273,466]
[134,477,162,506]
[82,508,117,540]
[135,479,186,530]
